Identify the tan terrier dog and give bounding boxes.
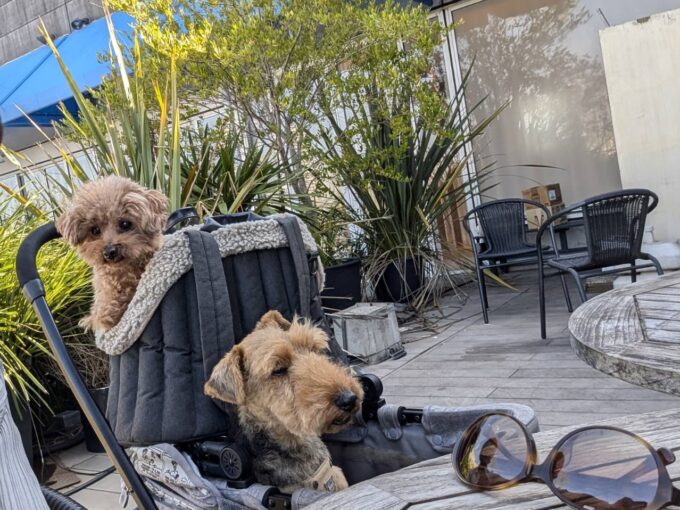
[205,311,363,492]
[57,176,168,332]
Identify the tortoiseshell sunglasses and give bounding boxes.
[452,412,680,510]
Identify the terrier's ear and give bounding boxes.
[255,310,291,331]
[204,346,246,405]
[56,207,83,246]
[142,188,169,233]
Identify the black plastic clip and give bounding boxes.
[267,492,292,510]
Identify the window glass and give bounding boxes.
[450,0,680,204]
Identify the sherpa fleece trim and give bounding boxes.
[96,214,321,356]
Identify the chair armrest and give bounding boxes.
[535,204,583,263]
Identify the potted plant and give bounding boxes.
[43,339,110,453]
[0,201,93,461]
[310,70,503,312]
[312,206,365,311]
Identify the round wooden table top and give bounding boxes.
[569,272,680,395]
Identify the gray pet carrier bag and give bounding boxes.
[95,212,539,509]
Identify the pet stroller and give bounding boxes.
[17,210,539,510]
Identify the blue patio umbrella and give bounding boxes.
[0,12,135,129]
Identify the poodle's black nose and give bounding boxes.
[103,244,121,261]
[334,391,357,412]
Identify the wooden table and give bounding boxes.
[309,409,680,509]
[569,272,680,395]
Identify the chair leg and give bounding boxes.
[481,273,489,309]
[631,261,637,283]
[648,254,664,276]
[539,263,547,339]
[559,273,573,313]
[572,274,588,303]
[476,264,489,324]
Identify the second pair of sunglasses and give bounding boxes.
[453,412,680,510]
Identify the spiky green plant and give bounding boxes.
[182,128,304,217]
[312,69,504,311]
[0,200,93,410]
[17,14,188,212]
[9,14,308,224]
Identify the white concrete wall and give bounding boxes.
[600,9,680,243]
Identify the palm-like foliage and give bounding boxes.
[312,70,504,311]
[0,202,93,409]
[11,16,304,223]
[182,129,302,217]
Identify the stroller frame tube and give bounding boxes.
[16,222,158,510]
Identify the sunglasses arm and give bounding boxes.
[671,488,680,506]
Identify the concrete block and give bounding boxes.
[330,302,404,364]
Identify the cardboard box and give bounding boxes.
[525,203,566,229]
[522,184,563,207]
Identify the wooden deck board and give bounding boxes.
[369,272,680,430]
[310,409,680,509]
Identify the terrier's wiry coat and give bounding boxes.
[205,311,363,492]
[56,176,168,333]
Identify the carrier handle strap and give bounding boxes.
[275,216,311,319]
[185,230,235,381]
[165,206,199,233]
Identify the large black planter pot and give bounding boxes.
[375,258,423,303]
[321,258,362,312]
[82,387,109,453]
[9,395,33,467]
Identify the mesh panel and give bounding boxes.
[477,201,530,255]
[584,193,648,267]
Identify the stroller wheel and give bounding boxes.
[220,444,250,480]
[359,374,383,402]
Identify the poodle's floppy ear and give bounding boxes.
[204,346,246,405]
[255,310,291,331]
[142,188,169,233]
[123,187,169,235]
[56,206,83,246]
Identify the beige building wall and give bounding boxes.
[600,9,680,242]
[0,0,103,65]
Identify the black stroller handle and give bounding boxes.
[16,222,60,290]
[16,222,158,510]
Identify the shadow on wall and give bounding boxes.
[452,0,621,202]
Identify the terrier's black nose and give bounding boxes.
[334,391,357,412]
[103,244,120,261]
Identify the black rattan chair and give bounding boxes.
[537,189,663,338]
[463,198,573,324]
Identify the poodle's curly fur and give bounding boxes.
[57,176,168,333]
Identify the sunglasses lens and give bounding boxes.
[551,429,660,510]
[455,414,531,489]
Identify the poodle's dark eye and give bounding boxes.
[272,366,288,377]
[90,226,101,237]
[118,220,133,232]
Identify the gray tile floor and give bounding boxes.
[55,442,120,508]
[57,270,680,508]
